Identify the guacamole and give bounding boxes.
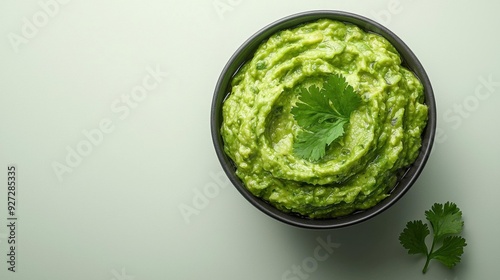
[221,19,428,218]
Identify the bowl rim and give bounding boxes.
[210,10,436,229]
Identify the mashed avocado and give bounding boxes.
[221,19,428,218]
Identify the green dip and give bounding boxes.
[221,19,428,218]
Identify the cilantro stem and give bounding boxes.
[423,237,435,274]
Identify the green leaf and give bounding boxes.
[293,131,325,161]
[425,202,464,241]
[291,86,337,128]
[293,120,346,162]
[325,75,361,116]
[291,74,362,161]
[399,220,430,255]
[430,236,467,268]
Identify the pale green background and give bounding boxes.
[0,0,499,279]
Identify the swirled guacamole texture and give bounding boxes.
[221,19,428,218]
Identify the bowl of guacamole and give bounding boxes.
[211,10,436,229]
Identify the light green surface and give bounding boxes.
[0,0,498,279]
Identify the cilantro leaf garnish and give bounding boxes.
[291,74,362,161]
[425,201,464,240]
[399,202,467,274]
[399,220,430,256]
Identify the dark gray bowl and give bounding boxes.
[210,10,436,229]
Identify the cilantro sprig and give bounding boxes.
[291,74,362,161]
[399,202,467,274]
